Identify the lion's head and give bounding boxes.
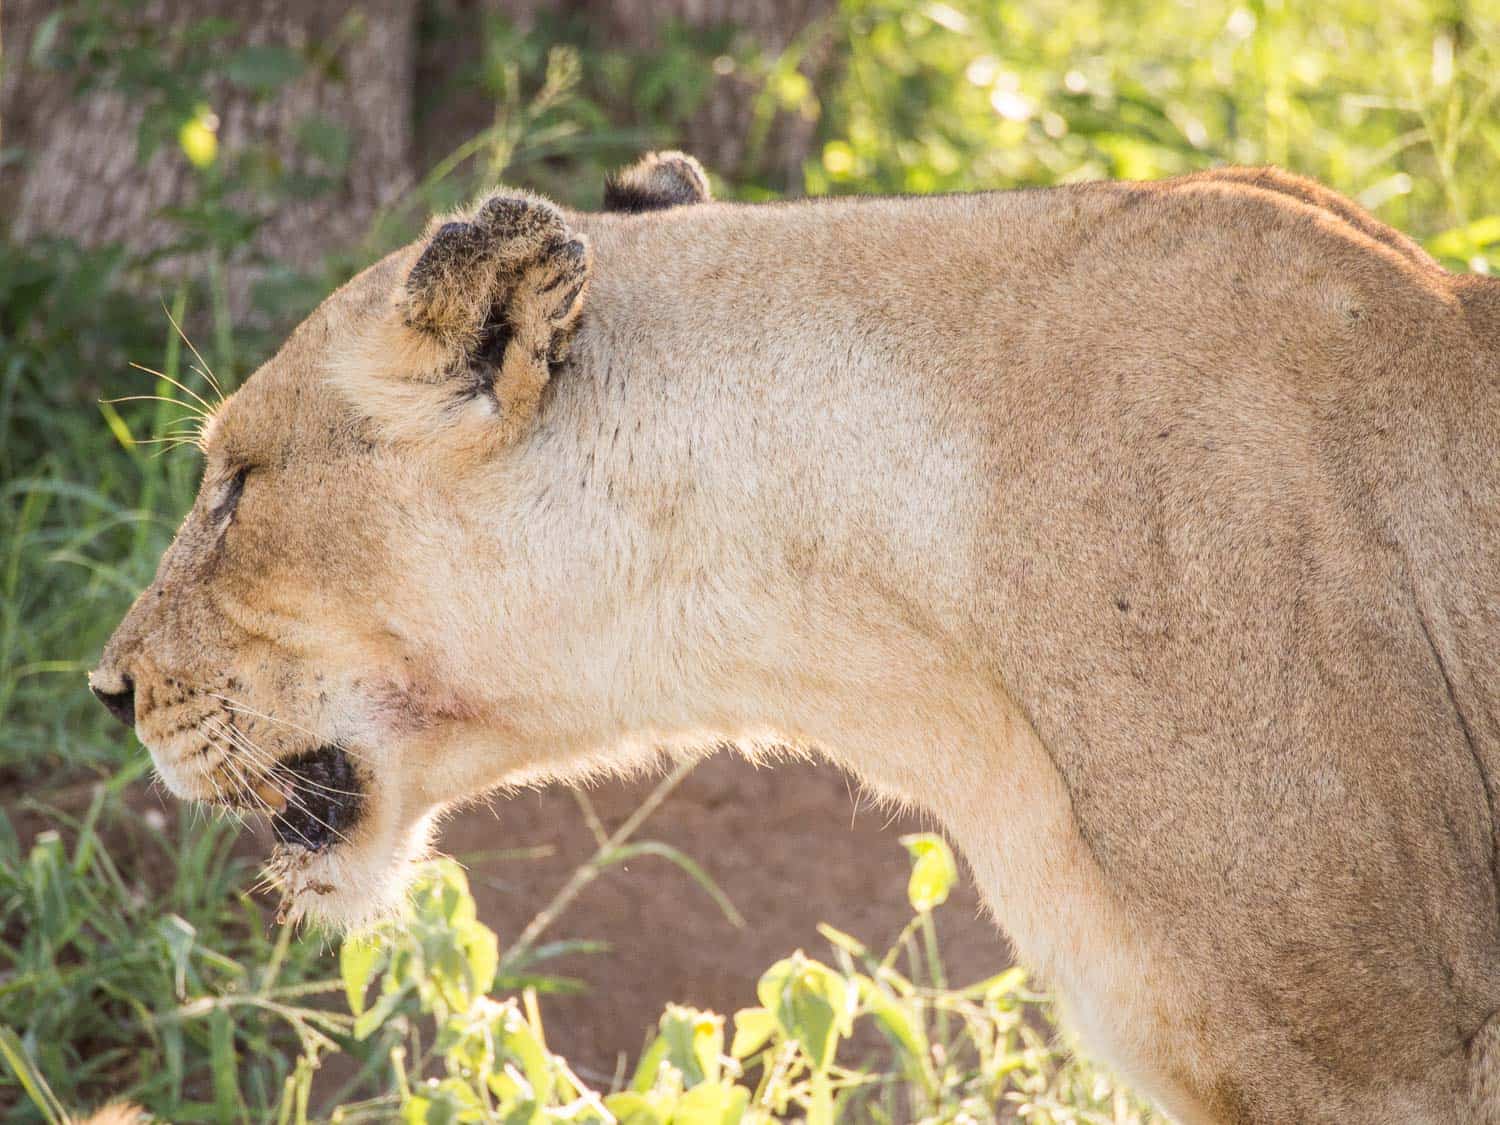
[89,154,710,928]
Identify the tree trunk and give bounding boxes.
[2,0,417,275]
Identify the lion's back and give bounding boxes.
[943,177,1500,1115]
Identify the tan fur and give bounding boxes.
[78,1104,148,1125]
[94,161,1500,1123]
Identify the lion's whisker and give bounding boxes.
[189,362,225,404]
[206,716,364,801]
[206,692,328,742]
[131,432,203,446]
[206,693,375,767]
[100,394,211,420]
[126,362,219,417]
[160,300,225,404]
[204,718,356,847]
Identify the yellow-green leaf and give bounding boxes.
[1427,216,1500,260]
[605,1091,670,1125]
[729,1007,777,1059]
[856,976,928,1063]
[340,935,384,1017]
[658,1005,723,1086]
[674,1081,749,1125]
[900,833,957,912]
[756,954,850,1072]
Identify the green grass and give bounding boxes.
[1,793,333,1121]
[2,0,1498,1119]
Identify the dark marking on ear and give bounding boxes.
[406,222,485,311]
[535,239,588,294]
[394,191,592,443]
[402,194,575,348]
[603,151,712,213]
[549,282,586,322]
[471,303,513,375]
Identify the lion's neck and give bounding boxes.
[484,249,1167,1071]
[484,204,1005,806]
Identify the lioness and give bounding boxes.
[92,154,1500,1122]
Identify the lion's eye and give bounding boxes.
[211,466,250,525]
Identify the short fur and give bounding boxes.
[94,161,1500,1123]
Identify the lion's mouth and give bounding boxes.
[266,744,364,852]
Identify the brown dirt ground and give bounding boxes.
[441,752,1014,1075]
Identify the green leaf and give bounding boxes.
[630,1032,670,1094]
[340,935,385,1017]
[674,1081,749,1125]
[400,1077,483,1123]
[899,833,957,912]
[658,1004,722,1086]
[468,922,499,994]
[815,923,868,959]
[156,913,197,999]
[1427,216,1500,260]
[604,1091,669,1125]
[756,954,850,1072]
[967,965,1029,1002]
[354,986,409,1041]
[209,1006,240,1122]
[0,1027,68,1124]
[493,1001,553,1107]
[856,976,928,1064]
[729,1007,777,1059]
[225,45,304,93]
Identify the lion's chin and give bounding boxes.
[263,786,437,932]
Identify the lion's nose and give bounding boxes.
[90,673,136,729]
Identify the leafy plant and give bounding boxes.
[0,787,336,1121]
[320,836,1159,1125]
[803,0,1499,273]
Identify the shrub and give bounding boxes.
[328,836,1160,1124]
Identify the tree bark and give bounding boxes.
[3,0,832,273]
[2,0,417,274]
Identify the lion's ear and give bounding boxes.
[338,193,591,450]
[603,151,712,213]
[401,193,589,359]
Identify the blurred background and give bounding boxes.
[2,0,1498,1120]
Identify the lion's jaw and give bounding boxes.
[87,449,620,933]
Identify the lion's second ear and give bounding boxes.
[603,151,712,213]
